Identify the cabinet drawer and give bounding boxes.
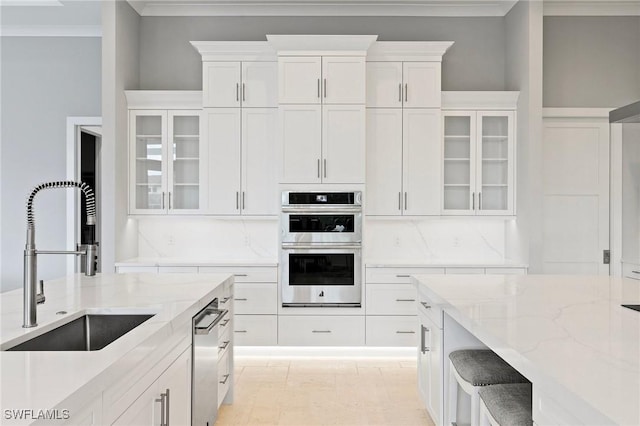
[199,266,277,282]
[366,316,417,347]
[366,284,417,315]
[484,267,527,275]
[278,315,365,346]
[445,267,485,274]
[158,266,199,273]
[234,283,277,314]
[418,286,443,329]
[366,267,446,284]
[218,326,232,360]
[116,266,158,273]
[622,262,640,280]
[234,315,277,346]
[218,350,232,407]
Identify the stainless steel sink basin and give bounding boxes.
[6,313,155,351]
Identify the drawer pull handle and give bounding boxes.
[420,302,432,309]
[396,331,415,334]
[220,297,231,304]
[221,319,230,327]
[632,270,640,274]
[234,298,248,301]
[234,273,248,277]
[220,374,230,385]
[312,330,331,333]
[396,274,410,278]
[396,298,416,302]
[235,330,247,333]
[218,340,230,350]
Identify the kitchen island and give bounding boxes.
[414,274,640,425]
[0,272,234,425]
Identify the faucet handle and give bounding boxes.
[36,280,45,304]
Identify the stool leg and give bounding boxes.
[449,362,457,425]
[479,398,491,426]
[471,388,480,426]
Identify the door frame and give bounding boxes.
[66,116,102,275]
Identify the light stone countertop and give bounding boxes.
[365,261,528,268]
[414,274,640,425]
[0,272,232,424]
[115,257,278,267]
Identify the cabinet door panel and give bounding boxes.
[242,62,278,108]
[278,56,321,104]
[241,108,278,215]
[207,109,241,214]
[322,104,365,183]
[280,105,322,183]
[403,62,441,108]
[129,110,167,215]
[442,112,475,215]
[203,62,241,107]
[366,62,403,108]
[168,110,204,213]
[403,109,441,215]
[157,348,191,426]
[111,382,159,426]
[322,56,366,104]
[366,109,403,215]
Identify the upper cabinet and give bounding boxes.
[278,56,366,104]
[441,92,519,216]
[203,61,277,108]
[126,91,206,215]
[366,62,441,108]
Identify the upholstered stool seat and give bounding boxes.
[448,350,529,426]
[479,383,533,426]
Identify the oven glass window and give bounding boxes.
[289,215,354,233]
[289,254,354,285]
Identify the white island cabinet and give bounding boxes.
[413,274,640,426]
[0,273,234,426]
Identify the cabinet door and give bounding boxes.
[168,110,205,213]
[203,62,241,107]
[366,62,403,108]
[280,105,322,183]
[426,318,442,425]
[157,348,191,426]
[241,108,278,215]
[111,382,159,426]
[403,62,441,108]
[403,109,441,215]
[366,109,403,215]
[129,110,167,215]
[442,111,476,215]
[322,56,366,104]
[278,56,321,104]
[206,108,242,215]
[241,61,278,108]
[417,315,430,410]
[476,111,514,215]
[322,104,365,184]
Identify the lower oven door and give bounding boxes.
[281,244,362,307]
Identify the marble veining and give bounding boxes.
[414,274,640,425]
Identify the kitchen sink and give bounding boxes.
[5,313,155,351]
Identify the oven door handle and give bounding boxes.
[281,206,362,213]
[281,243,362,250]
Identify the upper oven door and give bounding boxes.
[281,210,362,244]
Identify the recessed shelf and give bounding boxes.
[444,135,471,139]
[173,183,200,186]
[444,158,471,161]
[173,134,199,138]
[482,158,508,162]
[136,134,162,138]
[443,184,471,187]
[482,135,508,139]
[173,157,199,161]
[481,184,508,187]
[135,183,162,186]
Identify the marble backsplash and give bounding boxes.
[133,216,518,264]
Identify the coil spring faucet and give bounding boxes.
[23,181,98,328]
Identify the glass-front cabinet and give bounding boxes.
[442,110,514,215]
[129,109,205,214]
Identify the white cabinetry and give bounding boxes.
[441,92,518,216]
[621,119,640,278]
[418,289,443,426]
[367,61,441,108]
[206,108,277,215]
[203,61,277,108]
[126,92,205,215]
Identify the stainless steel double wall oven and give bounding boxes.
[281,191,362,307]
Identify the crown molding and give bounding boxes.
[543,108,612,119]
[0,0,62,5]
[191,41,276,61]
[127,0,518,17]
[124,91,203,109]
[0,24,101,37]
[543,1,640,16]
[367,41,454,62]
[442,91,520,110]
[267,34,377,55]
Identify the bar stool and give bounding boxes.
[448,350,529,426]
[479,383,533,426]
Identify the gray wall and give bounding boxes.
[544,16,640,108]
[1,37,101,292]
[138,16,507,91]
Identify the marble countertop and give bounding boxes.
[115,257,278,267]
[0,272,232,424]
[366,260,528,268]
[414,274,640,425]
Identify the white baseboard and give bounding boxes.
[235,346,416,358]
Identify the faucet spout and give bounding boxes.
[23,181,98,328]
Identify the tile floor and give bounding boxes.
[216,357,435,426]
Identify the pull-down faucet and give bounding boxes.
[23,181,99,328]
